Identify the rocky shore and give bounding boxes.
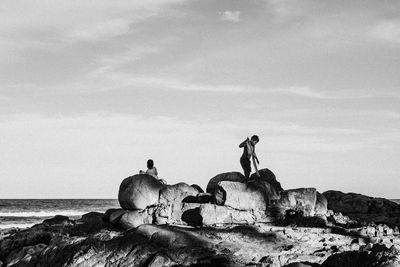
[1,168,399,266]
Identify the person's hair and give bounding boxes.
[147,159,154,169]
[251,135,259,142]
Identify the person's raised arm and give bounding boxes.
[239,138,249,148]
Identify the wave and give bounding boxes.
[0,210,92,218]
[0,223,35,229]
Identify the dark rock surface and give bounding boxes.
[320,244,400,267]
[2,214,399,267]
[323,190,400,227]
[250,168,284,201]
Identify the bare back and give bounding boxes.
[240,139,254,159]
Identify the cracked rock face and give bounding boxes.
[155,183,201,225]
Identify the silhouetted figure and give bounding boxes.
[140,159,166,184]
[239,135,260,179]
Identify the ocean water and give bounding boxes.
[1,199,399,230]
[0,199,119,229]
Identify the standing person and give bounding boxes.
[239,135,260,179]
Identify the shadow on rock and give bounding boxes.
[182,208,203,227]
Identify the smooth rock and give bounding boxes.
[119,210,153,230]
[136,224,213,248]
[118,174,165,210]
[109,209,126,226]
[206,172,246,195]
[207,169,283,206]
[217,181,268,211]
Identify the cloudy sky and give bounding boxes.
[1,0,399,198]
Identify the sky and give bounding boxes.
[0,0,399,199]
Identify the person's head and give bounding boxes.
[250,135,259,145]
[147,159,154,169]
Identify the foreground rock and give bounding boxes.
[1,213,400,267]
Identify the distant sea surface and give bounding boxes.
[0,199,119,229]
[1,199,400,230]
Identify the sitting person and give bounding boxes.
[140,159,166,184]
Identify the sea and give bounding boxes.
[1,199,400,230]
[0,199,119,230]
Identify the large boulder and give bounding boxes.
[118,174,165,210]
[217,181,268,211]
[154,183,200,224]
[207,169,283,208]
[206,172,246,194]
[323,190,400,226]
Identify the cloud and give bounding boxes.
[269,86,400,99]
[370,19,400,44]
[219,10,241,22]
[67,19,132,41]
[0,0,186,47]
[2,112,399,198]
